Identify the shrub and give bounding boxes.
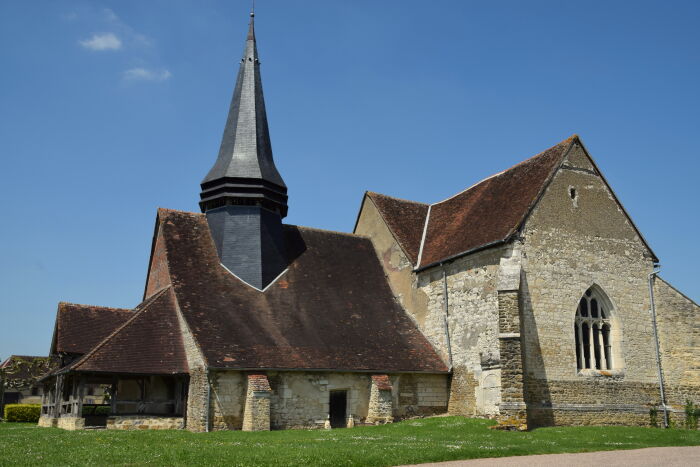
[3,404,41,423]
[685,401,699,430]
[649,407,659,428]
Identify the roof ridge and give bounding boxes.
[366,191,428,206]
[70,287,172,372]
[58,302,132,313]
[158,207,203,216]
[431,135,577,207]
[291,224,364,238]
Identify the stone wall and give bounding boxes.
[654,278,700,412]
[208,370,447,430]
[355,191,505,419]
[519,142,662,426]
[210,371,246,430]
[416,248,505,417]
[173,296,208,432]
[107,415,184,430]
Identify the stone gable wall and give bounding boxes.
[353,198,438,356]
[519,143,662,426]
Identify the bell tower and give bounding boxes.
[200,12,288,290]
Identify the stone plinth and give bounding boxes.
[242,374,271,431]
[57,417,85,431]
[366,374,393,424]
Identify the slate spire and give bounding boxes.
[200,11,288,217]
[200,12,288,290]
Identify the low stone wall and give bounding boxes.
[106,415,184,430]
[57,417,85,431]
[528,406,651,427]
[37,416,57,428]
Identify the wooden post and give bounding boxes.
[55,375,64,417]
[174,380,183,416]
[110,377,117,415]
[76,376,85,418]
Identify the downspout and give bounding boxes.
[648,266,668,428]
[442,265,453,371]
[205,368,211,432]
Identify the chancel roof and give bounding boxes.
[366,136,579,269]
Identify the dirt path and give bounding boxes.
[400,445,700,466]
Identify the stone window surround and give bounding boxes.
[574,285,626,377]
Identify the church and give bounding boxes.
[38,14,698,431]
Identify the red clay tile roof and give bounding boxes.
[364,192,428,264]
[158,209,448,373]
[52,303,133,355]
[365,136,576,268]
[418,136,574,267]
[71,287,188,375]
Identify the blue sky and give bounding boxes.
[1,0,698,359]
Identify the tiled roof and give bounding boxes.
[71,287,188,375]
[53,303,133,355]
[418,136,574,267]
[367,136,575,268]
[158,209,448,373]
[364,192,429,264]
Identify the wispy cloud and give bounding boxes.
[79,33,122,51]
[123,68,172,83]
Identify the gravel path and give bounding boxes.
[400,445,700,466]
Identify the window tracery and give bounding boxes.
[575,287,613,371]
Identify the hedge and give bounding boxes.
[3,404,41,423]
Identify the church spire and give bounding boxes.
[200,10,288,217]
[199,13,288,290]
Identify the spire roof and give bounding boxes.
[200,13,287,216]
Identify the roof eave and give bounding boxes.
[414,238,510,273]
[207,366,449,374]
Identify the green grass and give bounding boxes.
[1,417,699,466]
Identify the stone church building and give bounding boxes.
[39,14,698,431]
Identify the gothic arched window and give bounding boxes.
[574,287,613,371]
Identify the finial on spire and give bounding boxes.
[247,4,256,41]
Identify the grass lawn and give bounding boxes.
[1,417,699,466]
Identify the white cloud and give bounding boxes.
[79,33,122,51]
[123,68,172,82]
